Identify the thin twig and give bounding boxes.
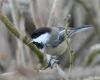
[56,64,68,80]
[47,0,58,27]
[64,15,74,71]
[0,0,4,10]
[29,0,43,27]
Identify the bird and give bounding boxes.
[30,25,93,68]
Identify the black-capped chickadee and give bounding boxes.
[30,25,93,68]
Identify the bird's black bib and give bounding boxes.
[32,42,44,49]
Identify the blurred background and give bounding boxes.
[0,0,100,80]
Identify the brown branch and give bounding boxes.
[0,12,45,65]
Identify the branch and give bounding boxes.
[0,12,45,64]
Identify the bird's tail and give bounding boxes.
[68,25,93,37]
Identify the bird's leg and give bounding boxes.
[45,54,59,69]
[42,44,59,69]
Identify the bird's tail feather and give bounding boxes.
[69,25,93,36]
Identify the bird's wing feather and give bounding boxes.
[54,25,93,47]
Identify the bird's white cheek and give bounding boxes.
[32,33,51,44]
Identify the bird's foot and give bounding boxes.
[45,55,59,69]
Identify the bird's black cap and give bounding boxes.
[31,27,51,38]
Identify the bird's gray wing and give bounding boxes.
[54,25,93,47]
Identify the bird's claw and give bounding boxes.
[46,56,59,69]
